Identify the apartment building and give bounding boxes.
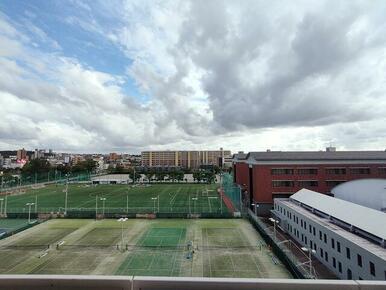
[141,149,231,168]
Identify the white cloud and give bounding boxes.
[1,1,386,153]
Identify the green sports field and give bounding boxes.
[0,219,292,278]
[4,183,227,214]
[0,219,30,237]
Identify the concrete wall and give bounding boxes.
[0,275,385,290]
[273,199,386,281]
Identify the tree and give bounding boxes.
[145,171,154,183]
[176,171,184,183]
[22,158,51,174]
[155,172,165,182]
[193,171,202,183]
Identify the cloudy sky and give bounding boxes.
[0,0,386,153]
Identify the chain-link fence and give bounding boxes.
[0,171,95,192]
[221,173,242,212]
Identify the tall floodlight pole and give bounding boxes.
[0,198,4,215]
[64,174,69,215]
[302,247,316,278]
[126,186,129,213]
[188,194,191,214]
[4,194,7,216]
[158,194,160,213]
[95,195,98,220]
[35,195,38,213]
[269,217,279,242]
[26,202,35,224]
[100,197,106,217]
[151,197,157,213]
[118,218,128,249]
[220,190,223,214]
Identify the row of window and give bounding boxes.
[276,203,383,279]
[272,180,346,187]
[271,167,386,175]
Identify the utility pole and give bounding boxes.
[35,195,38,213]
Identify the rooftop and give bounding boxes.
[246,151,386,162]
[280,198,386,261]
[290,189,386,241]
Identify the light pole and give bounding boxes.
[269,217,279,242]
[26,202,35,224]
[151,197,157,213]
[118,217,128,250]
[100,197,106,217]
[301,247,316,278]
[95,195,98,220]
[4,194,7,216]
[64,174,69,215]
[251,202,259,215]
[192,197,198,214]
[126,187,129,213]
[188,194,191,214]
[0,198,4,215]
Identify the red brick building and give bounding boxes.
[232,149,386,215]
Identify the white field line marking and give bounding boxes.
[170,229,184,276]
[224,233,236,274]
[206,228,213,277]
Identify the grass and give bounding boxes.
[0,219,292,278]
[5,183,225,214]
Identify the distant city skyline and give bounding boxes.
[1,1,386,153]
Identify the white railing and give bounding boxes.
[0,275,384,290]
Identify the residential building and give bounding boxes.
[273,189,386,281]
[141,149,231,169]
[232,149,386,215]
[16,148,27,160]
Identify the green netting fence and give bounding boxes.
[0,171,93,192]
[221,173,242,211]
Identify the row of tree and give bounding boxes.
[21,158,98,175]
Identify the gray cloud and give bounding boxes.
[1,1,386,152]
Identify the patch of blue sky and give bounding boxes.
[0,0,148,103]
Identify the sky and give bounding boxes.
[0,0,386,154]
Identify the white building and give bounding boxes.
[273,189,386,281]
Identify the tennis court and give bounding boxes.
[116,227,186,276]
[0,219,292,278]
[0,219,30,237]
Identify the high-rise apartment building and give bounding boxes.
[141,149,231,168]
[17,148,27,160]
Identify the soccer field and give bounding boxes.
[0,219,292,278]
[4,183,227,214]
